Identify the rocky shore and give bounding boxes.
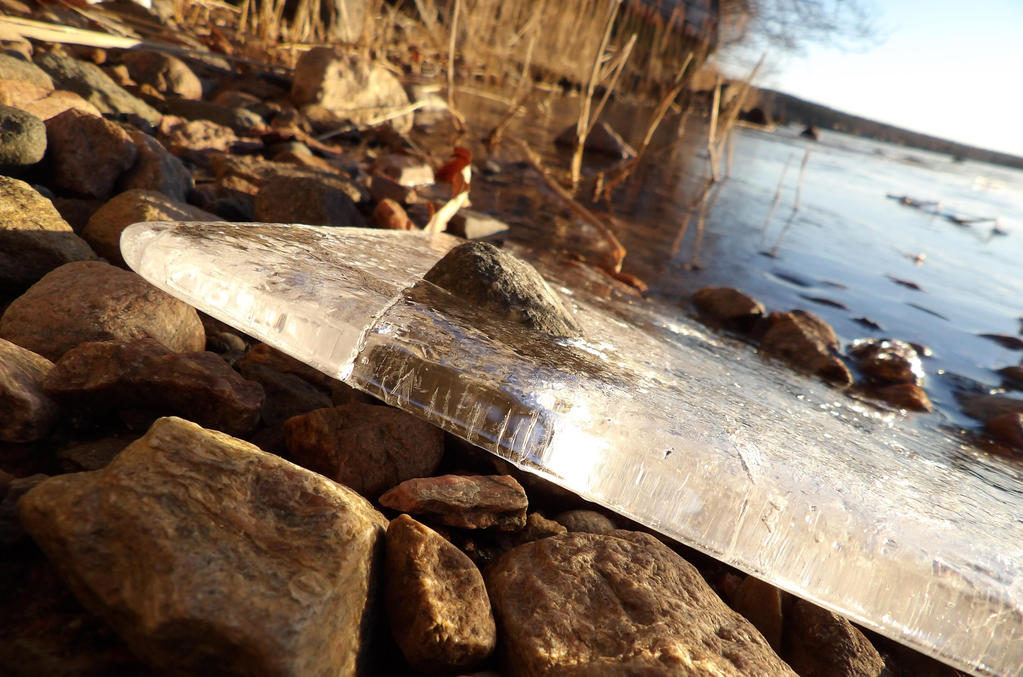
[0,17,970,677]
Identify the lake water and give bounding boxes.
[445,90,1023,436]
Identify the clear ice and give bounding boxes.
[122,221,1023,677]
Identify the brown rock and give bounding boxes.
[554,509,617,534]
[372,198,415,230]
[57,435,134,472]
[692,286,765,332]
[18,416,388,676]
[379,475,527,531]
[236,361,332,427]
[44,109,137,199]
[19,89,101,120]
[0,78,50,108]
[159,116,262,157]
[283,403,444,498]
[385,514,496,674]
[118,51,202,100]
[118,128,194,201]
[874,383,932,412]
[496,511,567,551]
[985,412,1023,449]
[82,189,220,266]
[45,338,264,436]
[731,575,783,653]
[374,153,435,187]
[848,338,923,384]
[486,530,797,676]
[237,342,364,405]
[0,260,205,361]
[0,473,49,546]
[783,598,884,677]
[254,173,366,227]
[0,175,96,289]
[760,310,853,387]
[0,338,58,443]
[51,196,104,233]
[957,392,1023,422]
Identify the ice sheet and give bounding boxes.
[123,222,1023,677]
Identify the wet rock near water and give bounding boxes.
[0,260,205,362]
[848,338,924,385]
[872,382,932,412]
[18,416,388,677]
[486,530,797,675]
[379,474,528,531]
[985,412,1023,450]
[422,241,583,339]
[44,338,264,436]
[759,310,853,388]
[692,286,765,332]
[384,514,496,674]
[283,402,445,498]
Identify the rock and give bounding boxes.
[370,171,418,204]
[17,89,102,121]
[0,176,97,289]
[384,514,496,674]
[18,416,388,676]
[118,51,202,100]
[82,189,220,266]
[379,475,528,531]
[998,365,1023,390]
[34,51,161,125]
[159,116,262,157]
[237,342,365,405]
[51,196,104,233]
[421,241,582,339]
[873,383,932,412]
[731,575,783,653]
[985,412,1023,449]
[163,98,264,134]
[0,260,205,362]
[44,109,137,199]
[0,77,51,109]
[979,333,1023,350]
[235,361,332,427]
[448,209,510,240]
[291,48,412,134]
[283,403,444,498]
[495,511,567,551]
[0,53,54,89]
[56,435,134,472]
[957,392,1023,422]
[374,153,434,186]
[254,173,366,227]
[783,598,884,677]
[0,473,48,546]
[692,286,765,332]
[848,338,924,384]
[486,530,797,676]
[44,338,264,436]
[554,509,617,534]
[0,339,58,443]
[760,310,853,388]
[372,198,414,230]
[556,120,636,159]
[118,127,193,201]
[0,104,45,169]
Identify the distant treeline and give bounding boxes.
[749,89,1023,170]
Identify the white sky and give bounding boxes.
[759,0,1023,157]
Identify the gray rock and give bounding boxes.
[0,260,205,362]
[283,402,445,499]
[254,173,366,227]
[379,475,528,531]
[0,53,54,89]
[34,51,161,125]
[44,109,137,199]
[783,598,884,677]
[18,416,388,676]
[486,530,797,676]
[0,338,58,443]
[291,49,412,133]
[0,176,96,289]
[118,128,193,201]
[163,98,263,134]
[422,241,582,338]
[385,514,496,674]
[0,104,45,168]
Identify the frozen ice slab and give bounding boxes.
[122,221,1023,677]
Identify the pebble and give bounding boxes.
[783,598,885,677]
[0,103,46,169]
[34,51,161,125]
[18,416,388,676]
[692,286,765,332]
[873,383,932,412]
[384,514,496,674]
[379,474,528,531]
[985,412,1023,450]
[82,189,220,266]
[253,173,366,227]
[0,176,96,289]
[44,338,265,436]
[0,53,54,90]
[485,530,797,675]
[759,310,853,387]
[848,338,924,385]
[117,51,202,100]
[118,127,194,201]
[44,108,137,199]
[0,260,205,361]
[0,338,58,443]
[372,197,415,230]
[283,402,445,499]
[554,508,617,534]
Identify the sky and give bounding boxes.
[756,0,1023,157]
